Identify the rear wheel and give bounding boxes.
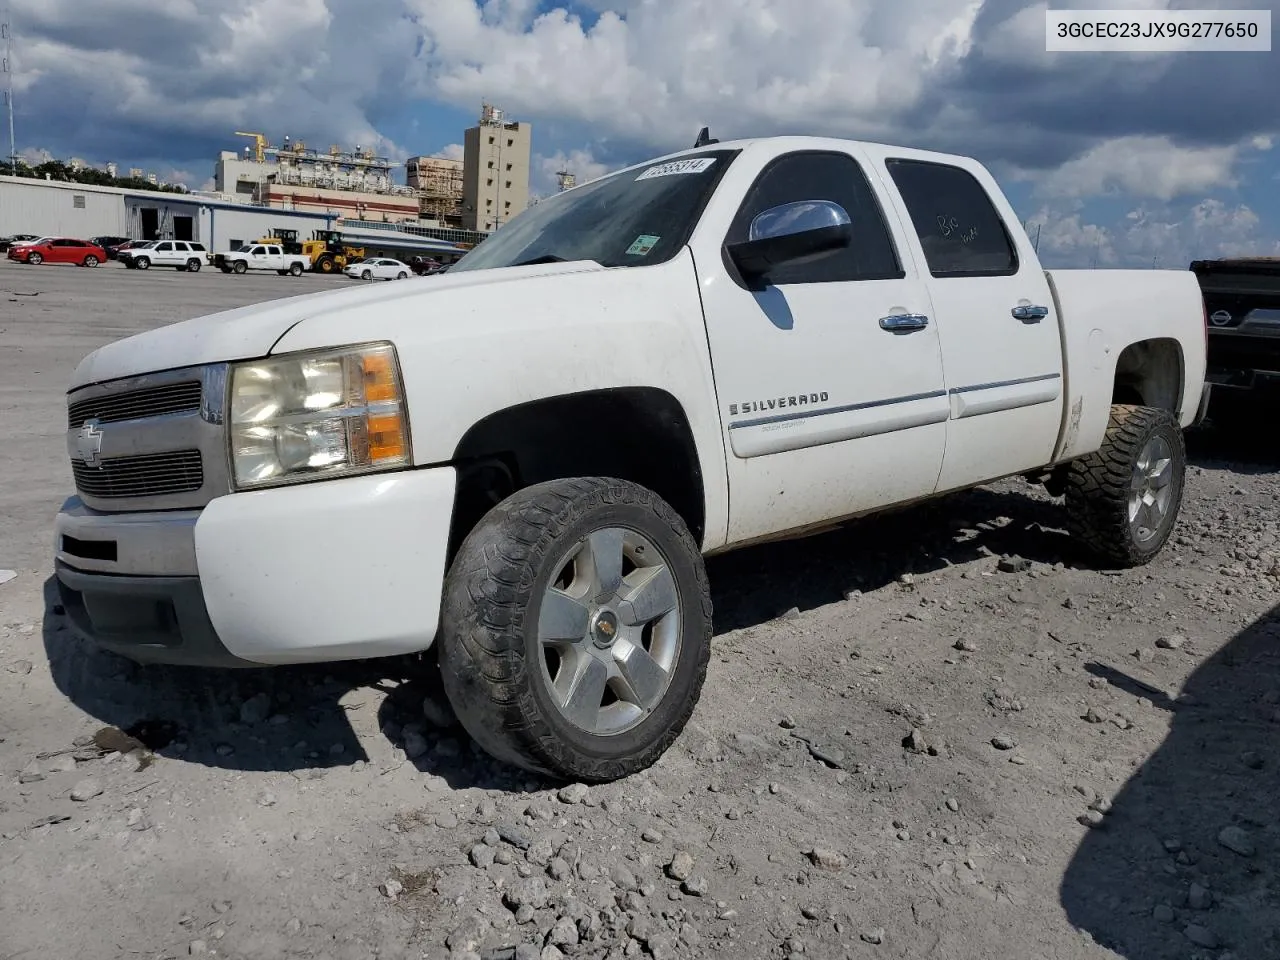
[439,477,713,782]
[27,252,42,264]
[396,271,407,280]
[1066,404,1186,567]
[135,257,150,270]
[289,262,303,277]
[315,255,336,274]
[82,255,99,268]
[186,258,201,272]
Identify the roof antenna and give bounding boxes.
[693,126,718,148]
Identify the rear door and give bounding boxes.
[692,146,949,544]
[868,149,1065,491]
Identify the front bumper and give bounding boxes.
[54,467,458,667]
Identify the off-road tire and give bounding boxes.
[1066,403,1186,567]
[438,477,713,782]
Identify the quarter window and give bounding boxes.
[885,159,1019,278]
[726,151,904,285]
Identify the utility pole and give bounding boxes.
[2,5,15,172]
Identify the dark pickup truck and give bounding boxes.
[1191,257,1280,422]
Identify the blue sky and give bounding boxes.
[6,0,1279,267]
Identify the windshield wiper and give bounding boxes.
[513,254,569,266]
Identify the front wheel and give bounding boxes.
[439,478,713,782]
[27,252,42,264]
[233,261,247,275]
[361,269,372,280]
[1066,404,1186,567]
[135,257,150,270]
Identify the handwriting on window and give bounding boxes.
[936,215,979,245]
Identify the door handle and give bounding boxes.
[1012,304,1049,323]
[879,313,930,333]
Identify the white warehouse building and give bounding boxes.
[0,176,467,258]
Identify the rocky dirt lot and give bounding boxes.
[1,260,1278,960]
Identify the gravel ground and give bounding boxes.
[1,258,1278,960]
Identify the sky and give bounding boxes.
[4,0,1279,268]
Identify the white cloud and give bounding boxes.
[531,148,616,197]
[1031,136,1241,202]
[433,143,465,161]
[1033,198,1280,269]
[1252,135,1274,151]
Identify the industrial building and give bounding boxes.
[462,104,533,232]
[0,174,467,258]
[2,103,543,253]
[406,155,464,225]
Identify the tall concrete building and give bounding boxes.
[462,104,532,233]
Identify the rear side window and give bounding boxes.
[727,150,904,285]
[885,159,1018,278]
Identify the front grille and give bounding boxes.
[68,381,202,428]
[72,451,204,499]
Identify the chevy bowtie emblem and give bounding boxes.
[75,420,104,466]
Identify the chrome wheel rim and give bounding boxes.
[537,527,682,737]
[1128,434,1174,542]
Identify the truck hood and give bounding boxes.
[67,260,606,390]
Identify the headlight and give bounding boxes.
[228,342,410,490]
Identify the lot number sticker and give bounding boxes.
[635,157,717,180]
[626,235,661,256]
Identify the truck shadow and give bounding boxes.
[1060,601,1280,958]
[38,482,1083,782]
[1186,418,1280,474]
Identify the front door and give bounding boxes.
[869,152,1066,492]
[692,148,949,545]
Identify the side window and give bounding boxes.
[173,242,189,252]
[156,242,173,252]
[885,159,1018,278]
[725,151,903,285]
[189,242,206,252]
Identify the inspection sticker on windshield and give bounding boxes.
[635,157,716,181]
[626,235,661,256]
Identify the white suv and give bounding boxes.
[123,240,208,272]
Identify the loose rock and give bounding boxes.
[861,927,886,945]
[807,848,846,871]
[18,761,44,784]
[991,735,1016,751]
[70,777,103,802]
[1156,635,1186,650]
[997,556,1030,573]
[238,692,272,725]
[1217,826,1255,857]
[682,875,709,897]
[1183,924,1219,949]
[380,879,404,900]
[557,783,589,805]
[666,851,695,881]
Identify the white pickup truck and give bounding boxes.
[56,135,1209,782]
[213,243,311,276]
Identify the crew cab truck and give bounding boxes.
[56,135,1209,783]
[213,243,311,276]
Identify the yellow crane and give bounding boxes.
[235,131,269,163]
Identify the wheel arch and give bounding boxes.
[1111,337,1184,413]
[445,387,707,563]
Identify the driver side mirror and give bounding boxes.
[726,200,853,282]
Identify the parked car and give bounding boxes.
[1190,257,1280,427]
[55,134,1210,782]
[121,240,209,272]
[7,236,106,267]
[90,236,133,259]
[0,233,40,252]
[345,257,412,281]
[409,255,443,276]
[212,243,310,276]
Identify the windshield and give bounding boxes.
[451,149,739,273]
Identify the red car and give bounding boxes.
[7,236,107,267]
